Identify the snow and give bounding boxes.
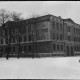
[0,57,80,79]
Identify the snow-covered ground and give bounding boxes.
[0,57,80,79]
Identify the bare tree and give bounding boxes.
[0,21,14,59]
[0,9,11,25]
[0,9,24,25]
[0,9,25,59]
[11,11,24,21]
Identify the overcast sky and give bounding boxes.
[0,1,80,24]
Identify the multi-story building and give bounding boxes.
[0,14,80,57]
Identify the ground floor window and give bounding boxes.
[24,45,27,52]
[13,47,15,52]
[20,46,22,52]
[5,47,11,52]
[74,46,76,51]
[53,44,56,51]
[57,45,60,51]
[61,45,63,51]
[28,45,31,51]
[0,48,3,52]
[77,46,78,51]
[79,46,80,51]
[9,47,11,52]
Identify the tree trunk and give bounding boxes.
[17,40,20,58]
[6,44,10,60]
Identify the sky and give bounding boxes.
[0,1,80,24]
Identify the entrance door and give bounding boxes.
[71,46,73,56]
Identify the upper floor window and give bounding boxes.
[1,31,3,36]
[24,36,27,42]
[13,29,15,34]
[74,28,76,34]
[74,37,75,42]
[12,37,15,43]
[28,35,32,41]
[67,26,70,32]
[60,23,62,31]
[76,28,78,34]
[52,22,55,29]
[1,39,3,44]
[20,36,22,42]
[52,33,55,40]
[56,22,59,30]
[67,35,70,41]
[57,34,59,40]
[60,34,63,40]
[28,25,32,32]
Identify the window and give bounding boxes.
[53,44,56,51]
[76,28,77,34]
[74,46,76,51]
[79,46,80,51]
[77,46,78,51]
[0,48,3,52]
[60,34,63,40]
[5,39,7,44]
[61,45,63,51]
[13,37,15,43]
[67,36,70,41]
[53,33,55,40]
[13,47,15,52]
[6,47,10,52]
[74,37,75,42]
[74,28,75,34]
[52,22,55,29]
[6,47,7,52]
[9,47,11,52]
[28,45,31,51]
[57,45,60,51]
[56,22,59,30]
[20,36,22,42]
[57,34,59,40]
[79,29,80,35]
[20,46,22,52]
[1,39,3,44]
[24,45,26,52]
[28,25,32,32]
[67,26,70,32]
[60,23,62,31]
[28,35,32,41]
[13,29,15,34]
[24,36,27,42]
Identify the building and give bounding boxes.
[0,14,80,57]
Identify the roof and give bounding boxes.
[63,18,75,24]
